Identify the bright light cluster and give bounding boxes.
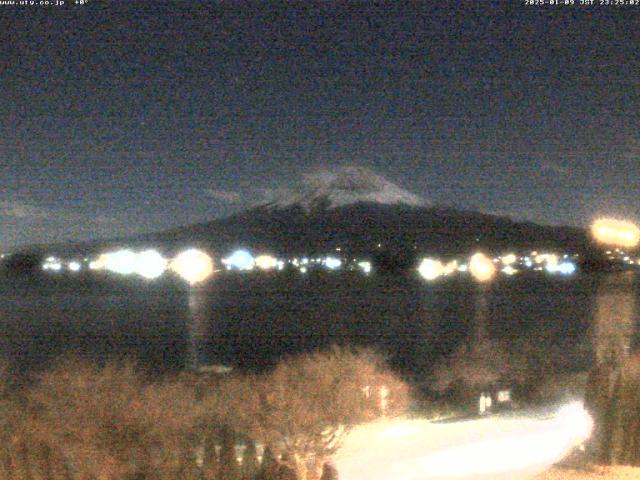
[42,244,590,282]
[592,218,640,248]
[415,250,577,282]
[42,259,62,271]
[89,248,214,284]
[92,249,169,279]
[98,249,137,275]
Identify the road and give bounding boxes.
[333,402,592,480]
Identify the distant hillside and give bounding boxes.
[126,202,590,257]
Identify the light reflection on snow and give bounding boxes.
[333,402,591,480]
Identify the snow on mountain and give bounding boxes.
[259,166,427,210]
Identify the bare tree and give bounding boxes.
[208,346,409,480]
[25,358,203,480]
[586,353,640,465]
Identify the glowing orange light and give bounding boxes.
[255,254,278,270]
[535,253,558,266]
[591,218,640,249]
[418,258,444,281]
[502,266,518,275]
[442,260,458,276]
[469,252,496,282]
[91,253,109,270]
[501,254,517,266]
[170,249,214,285]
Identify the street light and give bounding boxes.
[468,252,497,405]
[469,252,496,283]
[134,249,168,280]
[417,258,444,281]
[501,253,517,266]
[170,249,214,286]
[591,218,640,249]
[170,249,215,370]
[255,254,278,271]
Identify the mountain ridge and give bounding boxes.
[7,167,591,260]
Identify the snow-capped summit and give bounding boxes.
[260,166,426,210]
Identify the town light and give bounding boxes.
[502,265,517,276]
[443,260,458,276]
[255,254,278,270]
[222,249,255,271]
[358,261,372,274]
[324,256,342,270]
[102,249,137,275]
[43,261,62,271]
[469,252,496,282]
[591,218,640,249]
[417,258,444,281]
[535,253,559,267]
[68,261,81,272]
[170,249,214,285]
[135,249,168,280]
[90,253,108,270]
[502,253,517,266]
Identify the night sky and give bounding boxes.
[2,1,639,250]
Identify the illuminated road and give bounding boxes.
[333,403,592,480]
